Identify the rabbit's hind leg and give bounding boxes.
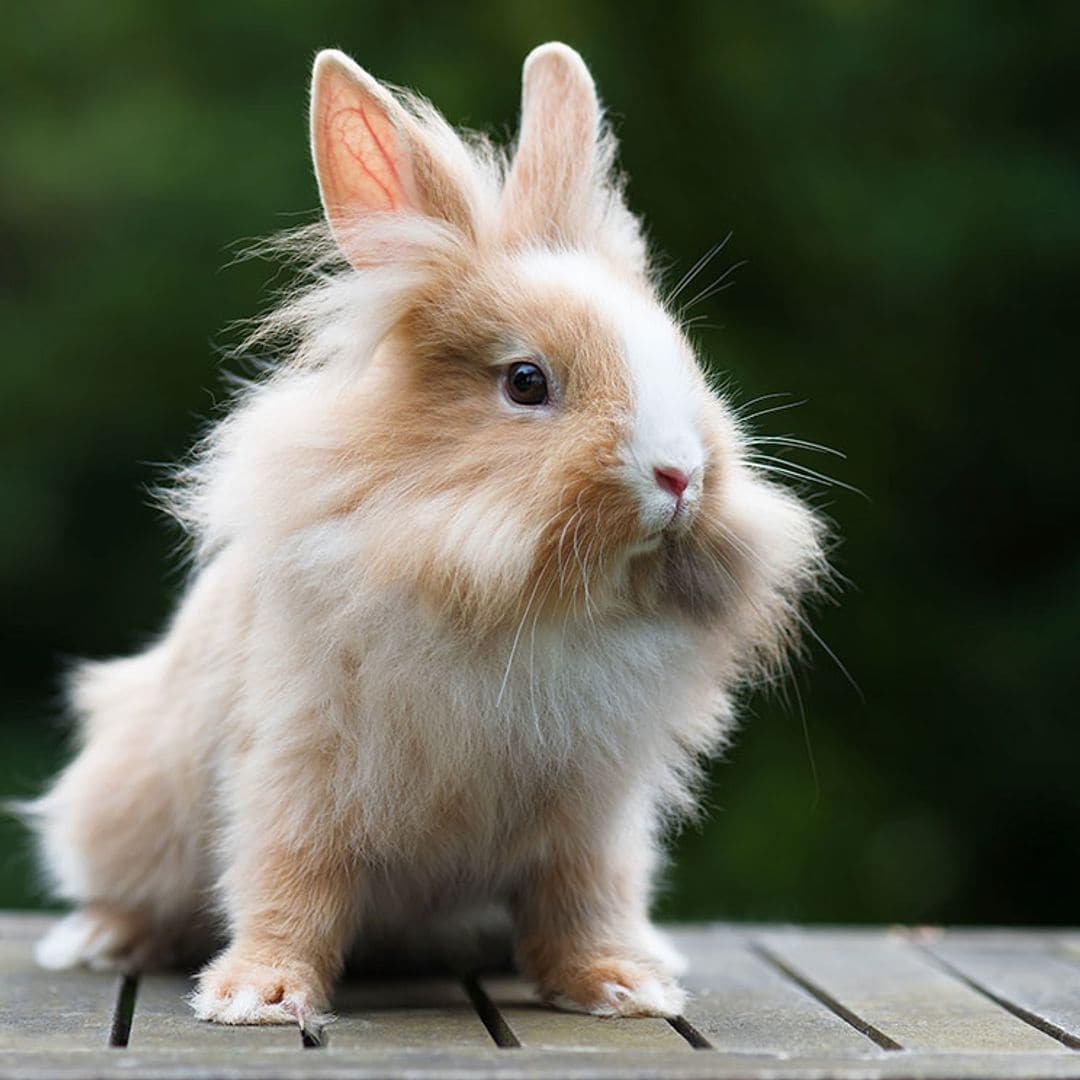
[28,656,214,972]
[35,904,163,973]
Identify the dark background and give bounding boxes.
[3,1,1078,924]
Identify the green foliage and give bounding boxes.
[2,0,1078,921]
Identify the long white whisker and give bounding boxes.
[496,573,546,708]
[748,455,866,498]
[679,259,748,314]
[739,399,808,423]
[791,608,864,702]
[789,673,821,808]
[571,509,593,622]
[732,392,794,418]
[555,508,584,596]
[526,573,559,741]
[665,234,732,306]
[747,435,847,459]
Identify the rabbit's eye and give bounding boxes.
[505,361,549,406]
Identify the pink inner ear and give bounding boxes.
[317,75,413,218]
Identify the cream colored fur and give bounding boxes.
[26,43,827,1030]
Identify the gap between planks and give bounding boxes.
[108,974,137,1047]
[750,940,903,1051]
[913,934,1080,1051]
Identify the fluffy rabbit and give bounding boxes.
[26,43,826,1026]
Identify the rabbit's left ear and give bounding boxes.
[500,43,602,243]
[311,49,473,264]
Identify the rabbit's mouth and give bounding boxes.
[656,498,696,540]
[628,532,665,558]
[628,511,693,559]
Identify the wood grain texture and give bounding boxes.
[756,928,1069,1053]
[669,925,881,1056]
[922,930,1080,1047]
[326,977,493,1051]
[3,1049,1080,1080]
[0,936,122,1051]
[478,975,691,1051]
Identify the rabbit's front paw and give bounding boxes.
[191,951,331,1028]
[544,957,686,1018]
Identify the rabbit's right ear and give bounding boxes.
[311,50,474,265]
[500,43,602,244]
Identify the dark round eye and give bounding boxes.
[505,361,549,406]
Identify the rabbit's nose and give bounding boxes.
[654,466,690,499]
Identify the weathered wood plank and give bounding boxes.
[4,916,1080,1075]
[669,925,881,1056]
[326,977,492,1051]
[0,911,62,941]
[3,1048,1080,1080]
[1059,934,1080,964]
[0,936,122,1050]
[127,972,303,1050]
[478,975,691,1051]
[756,928,1068,1053]
[921,930,1080,1047]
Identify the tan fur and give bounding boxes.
[25,43,828,1026]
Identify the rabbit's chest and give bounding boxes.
[357,605,697,752]
[342,604,710,856]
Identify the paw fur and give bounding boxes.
[544,958,686,1018]
[36,908,160,973]
[191,953,331,1028]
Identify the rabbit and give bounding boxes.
[24,43,827,1028]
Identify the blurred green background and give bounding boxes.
[2,0,1078,924]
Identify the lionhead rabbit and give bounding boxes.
[27,43,826,1026]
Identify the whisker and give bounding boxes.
[555,508,584,596]
[679,260,748,315]
[496,572,546,707]
[665,234,732,306]
[732,392,794,417]
[792,609,864,702]
[748,455,866,499]
[739,399,808,423]
[790,673,821,809]
[495,493,578,708]
[747,435,847,460]
[571,505,597,625]
[582,494,611,628]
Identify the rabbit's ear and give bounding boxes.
[500,43,601,243]
[311,50,472,263]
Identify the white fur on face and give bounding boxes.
[516,251,707,535]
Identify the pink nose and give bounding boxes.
[654,466,690,499]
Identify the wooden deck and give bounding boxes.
[3,914,1080,1078]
